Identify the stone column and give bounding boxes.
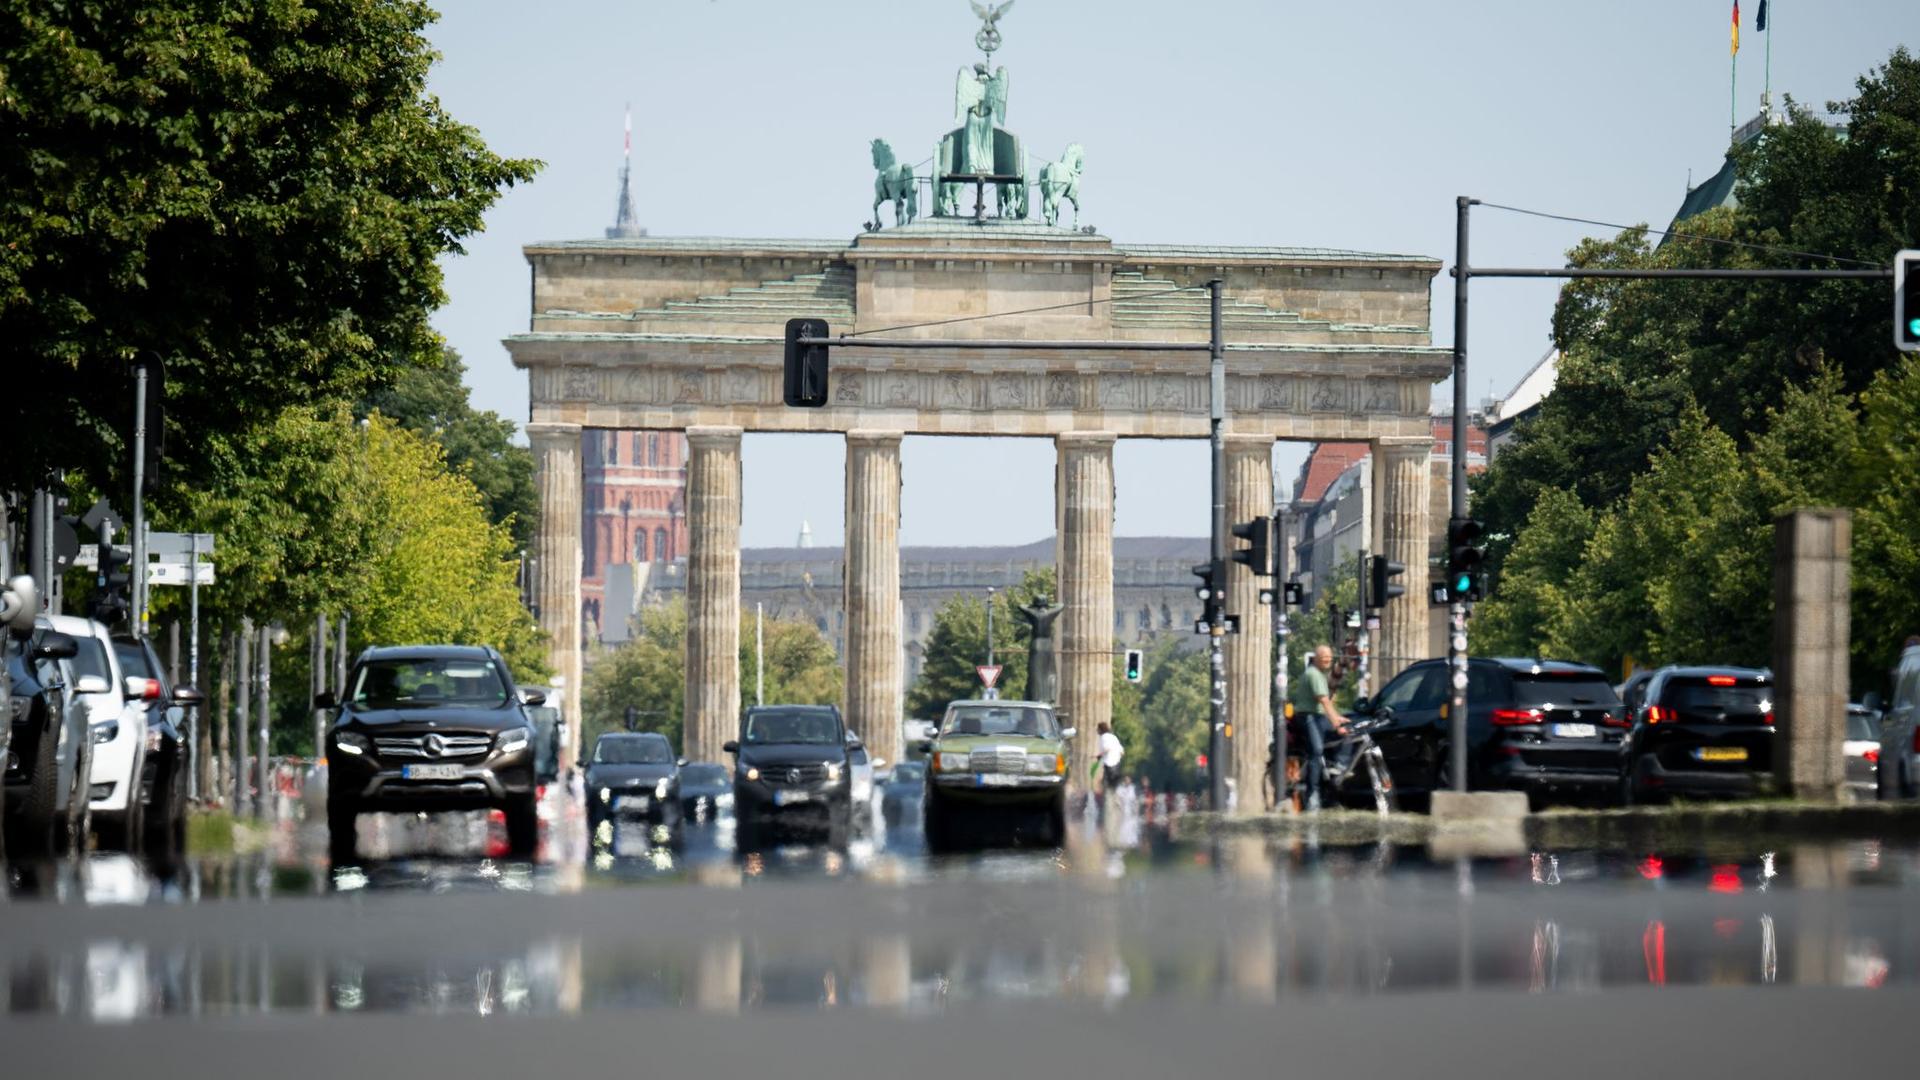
[1225,435,1275,811]
[1055,432,1116,784]
[528,423,584,763]
[1371,437,1434,690]
[843,431,904,767]
[1772,509,1851,801]
[684,426,743,764]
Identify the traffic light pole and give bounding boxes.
[1272,504,1290,813]
[1206,278,1230,812]
[1446,198,1895,795]
[131,361,149,634]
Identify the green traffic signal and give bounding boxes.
[1453,572,1472,595]
[1909,317,1920,337]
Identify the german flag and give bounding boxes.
[1731,1,1741,56]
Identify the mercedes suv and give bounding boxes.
[321,645,542,859]
[724,705,856,846]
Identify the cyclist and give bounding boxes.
[1289,644,1352,811]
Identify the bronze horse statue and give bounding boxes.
[871,139,917,228]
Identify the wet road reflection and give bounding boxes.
[4,803,1919,1020]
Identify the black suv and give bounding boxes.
[583,731,684,845]
[1356,657,1627,809]
[321,645,542,859]
[724,705,856,846]
[1620,666,1774,804]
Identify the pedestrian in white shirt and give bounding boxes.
[1097,723,1125,798]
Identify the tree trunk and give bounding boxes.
[235,619,252,817]
[212,627,231,805]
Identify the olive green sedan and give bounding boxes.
[920,700,1074,849]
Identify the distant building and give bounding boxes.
[1484,347,1559,460]
[581,430,687,640]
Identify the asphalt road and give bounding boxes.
[3,804,1916,1077]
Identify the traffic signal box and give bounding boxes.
[783,318,830,407]
[1124,649,1143,683]
[1898,250,1920,354]
[1230,517,1272,577]
[1366,554,1405,611]
[1446,517,1485,603]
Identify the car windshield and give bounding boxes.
[1510,676,1620,710]
[890,762,925,783]
[112,640,155,681]
[70,637,113,684]
[681,764,728,784]
[1846,711,1880,740]
[349,657,509,709]
[744,710,841,745]
[594,738,673,764]
[1665,679,1772,716]
[940,704,1059,738]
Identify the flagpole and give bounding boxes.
[1763,3,1772,117]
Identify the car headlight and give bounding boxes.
[824,762,842,783]
[1026,753,1058,775]
[744,766,760,782]
[494,727,530,754]
[935,751,969,772]
[599,787,612,804]
[334,731,370,756]
[655,777,671,799]
[92,721,119,745]
[145,728,164,754]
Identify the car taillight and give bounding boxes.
[1603,712,1630,728]
[129,677,162,701]
[1913,728,1920,754]
[1645,705,1670,723]
[1707,675,1737,686]
[1865,748,1880,765]
[1491,708,1541,726]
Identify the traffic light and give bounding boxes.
[783,318,830,407]
[1191,560,1223,632]
[1447,517,1485,602]
[1124,648,1143,683]
[1898,250,1920,353]
[89,542,132,626]
[1230,517,1272,577]
[1367,554,1405,610]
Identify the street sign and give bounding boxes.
[80,497,123,535]
[976,664,1003,690]
[148,531,216,557]
[146,561,215,586]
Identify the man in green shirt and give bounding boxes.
[1290,644,1350,811]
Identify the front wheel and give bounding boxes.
[327,798,359,862]
[1364,747,1397,815]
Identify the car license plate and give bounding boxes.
[773,790,811,806]
[1551,723,1597,739]
[401,764,463,780]
[1697,746,1749,762]
[976,773,1020,787]
[616,795,651,812]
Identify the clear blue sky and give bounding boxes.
[424,0,1912,549]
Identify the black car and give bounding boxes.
[678,761,732,822]
[4,627,90,854]
[879,760,926,827]
[321,645,542,860]
[1358,657,1627,809]
[1620,666,1775,804]
[584,732,684,843]
[111,634,204,856]
[724,705,856,846]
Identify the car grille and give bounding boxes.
[969,748,1028,774]
[766,763,830,785]
[372,733,494,760]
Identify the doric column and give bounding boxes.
[684,426,743,764]
[1371,437,1434,690]
[843,430,904,767]
[528,422,584,764]
[1055,432,1115,785]
[1225,434,1275,812]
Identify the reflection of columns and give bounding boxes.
[692,936,742,1013]
[859,934,912,1009]
[1225,435,1274,811]
[529,423,584,763]
[684,426,743,764]
[844,431,904,767]
[1372,437,1433,689]
[1056,432,1115,783]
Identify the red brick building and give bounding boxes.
[580,429,688,637]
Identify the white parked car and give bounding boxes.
[46,614,146,850]
[1879,640,1920,800]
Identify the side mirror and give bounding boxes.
[915,740,935,755]
[32,632,78,661]
[1863,691,1883,712]
[74,674,110,695]
[872,757,887,770]
[313,691,337,709]
[519,688,547,707]
[1058,727,1077,740]
[677,757,689,768]
[722,740,739,755]
[1352,696,1372,714]
[172,685,206,706]
[846,738,864,752]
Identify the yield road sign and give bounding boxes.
[976,665,1003,690]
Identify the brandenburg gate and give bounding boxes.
[507,13,1448,803]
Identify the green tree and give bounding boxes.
[362,347,538,551]
[905,568,1057,717]
[1,0,539,498]
[581,600,843,756]
[1850,356,1920,692]
[1132,636,1209,793]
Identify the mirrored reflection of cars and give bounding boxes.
[1621,667,1775,804]
[880,760,926,829]
[111,633,203,855]
[322,646,542,861]
[678,762,732,822]
[6,623,91,855]
[921,700,1072,849]
[726,705,856,848]
[584,731,684,845]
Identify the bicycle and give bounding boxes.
[1265,716,1397,815]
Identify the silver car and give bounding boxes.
[1878,642,1920,800]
